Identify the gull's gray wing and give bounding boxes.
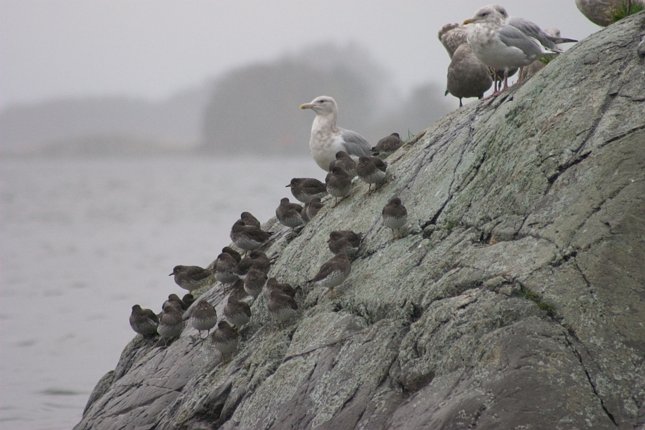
[497,24,546,58]
[339,128,371,157]
[508,17,560,50]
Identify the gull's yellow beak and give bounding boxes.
[463,18,475,25]
[299,103,313,110]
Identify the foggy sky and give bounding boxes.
[0,0,600,108]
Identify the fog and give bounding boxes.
[0,0,600,156]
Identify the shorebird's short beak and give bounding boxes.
[299,103,313,110]
[463,18,475,25]
[168,272,173,276]
[285,184,291,187]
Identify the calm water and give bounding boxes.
[0,156,320,429]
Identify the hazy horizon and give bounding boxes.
[1,0,600,109]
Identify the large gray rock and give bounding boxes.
[76,14,645,430]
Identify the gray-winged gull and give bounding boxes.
[300,96,371,171]
[463,5,559,93]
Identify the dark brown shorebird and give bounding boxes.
[230,220,271,252]
[325,166,352,207]
[328,230,362,258]
[129,304,159,338]
[237,250,271,275]
[182,294,195,308]
[244,267,267,299]
[265,277,296,299]
[169,265,214,292]
[267,289,299,326]
[190,299,217,340]
[157,302,184,346]
[286,178,327,204]
[163,294,187,312]
[329,151,357,177]
[302,197,324,222]
[372,132,402,158]
[382,197,408,239]
[223,290,252,328]
[276,197,305,229]
[309,253,351,293]
[221,246,242,264]
[214,251,240,284]
[356,156,387,192]
[240,211,261,229]
[210,320,239,361]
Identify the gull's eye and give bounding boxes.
[318,99,326,104]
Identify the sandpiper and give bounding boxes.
[163,294,187,312]
[286,178,327,204]
[372,132,402,158]
[190,299,218,339]
[302,197,324,222]
[276,197,305,229]
[223,290,252,328]
[182,294,195,308]
[244,267,268,299]
[237,250,271,275]
[382,197,408,239]
[230,220,271,252]
[356,156,387,192]
[221,246,242,263]
[129,304,159,338]
[309,253,351,293]
[169,265,214,292]
[265,277,296,299]
[157,303,184,346]
[214,251,240,284]
[211,321,239,361]
[240,211,261,229]
[325,166,352,207]
[267,289,299,325]
[329,151,357,177]
[328,230,362,258]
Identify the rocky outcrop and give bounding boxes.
[76,13,645,430]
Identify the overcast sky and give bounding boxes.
[0,0,600,108]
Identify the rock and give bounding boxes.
[576,0,645,26]
[76,13,645,430]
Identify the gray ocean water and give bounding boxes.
[0,156,320,430]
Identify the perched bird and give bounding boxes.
[356,156,387,192]
[237,250,271,275]
[157,303,184,346]
[372,133,403,158]
[210,321,239,361]
[325,166,352,206]
[190,300,217,339]
[446,43,493,106]
[240,211,261,229]
[463,5,559,93]
[230,220,271,252]
[275,197,305,229]
[129,304,159,338]
[300,96,371,171]
[221,246,242,264]
[286,178,327,203]
[328,230,362,258]
[244,267,268,299]
[309,253,352,293]
[163,294,187,312]
[302,197,324,222]
[438,23,469,58]
[223,291,252,328]
[169,265,213,292]
[382,197,408,239]
[182,294,195,308]
[329,151,358,178]
[214,252,240,284]
[265,277,297,299]
[267,289,299,325]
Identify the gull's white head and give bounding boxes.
[463,5,507,25]
[299,95,338,116]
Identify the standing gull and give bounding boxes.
[300,96,371,171]
[463,5,558,93]
[438,23,469,58]
[446,43,493,106]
